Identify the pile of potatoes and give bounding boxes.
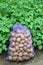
[8,29,34,61]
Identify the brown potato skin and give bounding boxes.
[8,29,33,61]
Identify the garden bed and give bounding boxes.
[0,50,43,65]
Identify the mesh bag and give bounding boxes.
[6,24,35,61]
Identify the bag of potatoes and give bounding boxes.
[6,24,35,61]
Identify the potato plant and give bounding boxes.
[0,0,43,53]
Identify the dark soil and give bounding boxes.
[0,50,43,65]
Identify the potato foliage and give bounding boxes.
[0,0,43,53]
